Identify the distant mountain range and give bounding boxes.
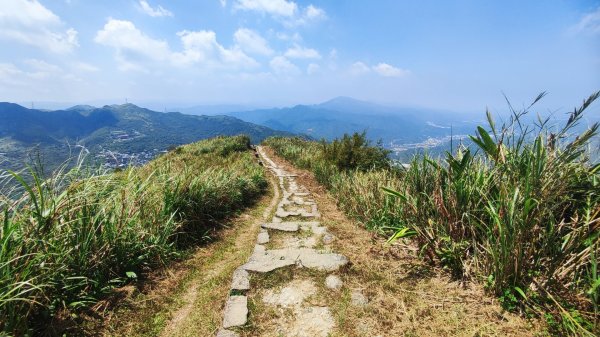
[200,97,482,147]
[0,102,291,171]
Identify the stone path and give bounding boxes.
[216,146,350,337]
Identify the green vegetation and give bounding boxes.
[264,92,600,336]
[0,136,267,336]
[0,102,290,172]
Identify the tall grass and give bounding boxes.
[0,135,267,335]
[264,92,600,335]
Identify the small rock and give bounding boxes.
[257,231,270,244]
[322,233,335,244]
[325,275,343,290]
[216,329,239,337]
[222,295,248,328]
[351,291,368,307]
[231,268,249,291]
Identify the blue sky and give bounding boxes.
[0,0,599,113]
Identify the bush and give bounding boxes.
[321,132,390,171]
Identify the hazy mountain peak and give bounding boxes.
[321,96,368,106]
[66,105,96,112]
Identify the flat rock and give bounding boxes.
[222,295,248,328]
[325,275,343,290]
[288,306,335,337]
[262,222,300,232]
[242,253,295,273]
[231,268,250,291]
[300,222,327,235]
[257,231,270,244]
[253,244,266,254]
[242,247,348,273]
[322,233,335,244]
[351,291,368,306]
[283,236,317,248]
[263,279,317,307]
[216,329,239,337]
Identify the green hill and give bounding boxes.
[0,102,292,171]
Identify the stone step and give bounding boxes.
[222,295,248,328]
[242,247,349,273]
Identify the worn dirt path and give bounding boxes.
[216,146,351,337]
[214,146,543,337]
[105,146,543,336]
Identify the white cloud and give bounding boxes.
[350,61,409,78]
[350,61,370,75]
[307,63,319,75]
[571,7,600,35]
[220,0,227,7]
[173,30,259,69]
[305,5,325,20]
[138,0,173,17]
[372,63,409,77]
[275,31,302,42]
[284,44,321,59]
[73,62,100,72]
[0,63,26,85]
[95,19,171,62]
[0,0,78,53]
[270,56,300,75]
[235,0,297,17]
[287,4,326,27]
[234,0,325,27]
[234,28,273,56]
[95,19,258,71]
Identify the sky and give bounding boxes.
[0,0,599,113]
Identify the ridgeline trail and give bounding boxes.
[105,146,543,337]
[216,145,350,337]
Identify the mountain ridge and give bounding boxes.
[0,102,293,171]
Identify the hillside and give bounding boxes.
[261,92,600,336]
[1,93,598,336]
[0,102,291,171]
[0,136,268,335]
[219,97,478,148]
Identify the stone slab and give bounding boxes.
[231,268,250,291]
[257,231,270,244]
[243,248,348,273]
[223,295,248,328]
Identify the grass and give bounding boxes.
[262,149,541,336]
[264,92,600,336]
[0,135,267,336]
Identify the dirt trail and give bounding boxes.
[214,146,543,337]
[216,146,350,336]
[105,147,543,336]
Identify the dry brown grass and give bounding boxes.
[93,172,279,337]
[261,146,547,337]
